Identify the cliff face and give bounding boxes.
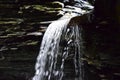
[0,1,62,80]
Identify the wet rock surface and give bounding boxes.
[0,1,60,80]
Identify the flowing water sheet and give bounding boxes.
[33,0,93,80]
[33,19,71,80]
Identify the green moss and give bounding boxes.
[32,5,62,11]
[0,36,9,38]
[0,21,17,24]
[27,41,38,46]
[7,34,17,37]
[32,5,45,11]
[46,1,64,8]
[22,4,62,12]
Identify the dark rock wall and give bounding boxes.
[0,0,49,80]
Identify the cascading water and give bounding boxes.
[33,19,71,80]
[33,0,93,80]
[33,18,84,80]
[61,23,85,80]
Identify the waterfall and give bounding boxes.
[33,0,93,80]
[61,23,84,80]
[33,18,84,80]
[32,19,69,80]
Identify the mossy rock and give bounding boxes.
[22,4,62,12]
[47,1,64,8]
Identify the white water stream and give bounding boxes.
[33,0,93,80]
